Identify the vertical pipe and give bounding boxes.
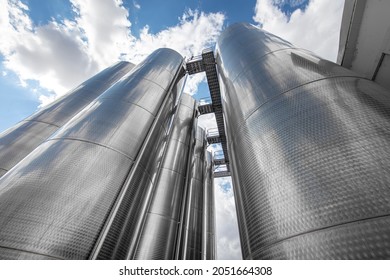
[216,23,390,259]
[174,110,198,260]
[134,94,196,259]
[179,125,207,260]
[202,150,215,259]
[0,61,134,178]
[0,48,182,260]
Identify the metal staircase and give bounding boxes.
[186,49,230,177]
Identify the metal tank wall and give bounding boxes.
[202,150,215,260]
[0,61,134,178]
[0,48,184,260]
[216,23,390,259]
[91,49,185,260]
[134,93,196,260]
[179,126,207,260]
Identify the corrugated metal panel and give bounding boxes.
[0,61,134,178]
[216,23,390,259]
[0,48,183,260]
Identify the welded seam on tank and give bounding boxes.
[189,177,204,185]
[127,64,176,82]
[242,75,371,124]
[176,101,195,111]
[97,97,161,116]
[169,137,190,147]
[139,76,172,91]
[145,211,181,222]
[124,59,177,77]
[22,119,60,128]
[249,213,390,259]
[44,137,135,161]
[0,245,63,260]
[230,47,306,83]
[159,166,186,176]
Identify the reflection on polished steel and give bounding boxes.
[179,126,207,260]
[216,23,390,259]
[92,49,186,260]
[0,61,135,178]
[134,94,197,260]
[0,48,184,259]
[202,151,215,260]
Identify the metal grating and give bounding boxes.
[206,136,222,144]
[198,104,214,115]
[186,55,205,75]
[214,171,231,178]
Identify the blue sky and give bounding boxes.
[0,0,345,259]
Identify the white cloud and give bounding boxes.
[198,112,217,131]
[128,9,224,63]
[214,177,242,259]
[0,0,225,106]
[70,0,133,69]
[133,0,141,10]
[0,0,100,105]
[253,0,345,62]
[184,73,207,96]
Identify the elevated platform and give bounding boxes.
[186,49,230,172]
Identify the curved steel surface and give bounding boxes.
[0,48,183,259]
[180,126,207,260]
[202,151,215,260]
[217,23,390,259]
[134,94,196,260]
[94,49,185,260]
[0,61,134,177]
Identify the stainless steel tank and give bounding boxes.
[0,48,184,259]
[179,125,207,260]
[202,150,215,260]
[216,23,390,259]
[134,93,196,260]
[0,61,134,178]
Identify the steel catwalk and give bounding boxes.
[134,94,197,260]
[179,126,207,260]
[0,48,183,259]
[202,151,215,260]
[216,23,390,259]
[0,61,134,178]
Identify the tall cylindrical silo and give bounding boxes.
[134,93,196,260]
[91,49,186,260]
[202,150,215,260]
[216,23,390,259]
[179,125,207,260]
[0,48,184,260]
[0,61,134,178]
